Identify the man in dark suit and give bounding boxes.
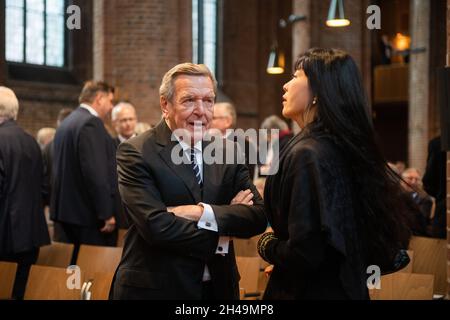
[210,102,257,180]
[42,108,73,207]
[0,87,50,299]
[423,136,446,238]
[111,63,267,300]
[50,81,118,262]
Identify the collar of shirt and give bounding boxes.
[80,103,99,117]
[118,133,136,143]
[173,134,203,179]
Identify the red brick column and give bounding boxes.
[447,0,450,299]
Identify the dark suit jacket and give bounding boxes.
[262,130,369,300]
[50,107,118,228]
[0,120,50,254]
[42,139,54,206]
[422,136,446,238]
[111,120,267,300]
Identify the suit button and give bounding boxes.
[218,246,223,252]
[206,222,211,227]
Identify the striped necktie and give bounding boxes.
[190,148,203,187]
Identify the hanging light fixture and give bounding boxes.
[326,0,350,27]
[267,44,285,75]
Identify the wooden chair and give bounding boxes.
[117,229,127,247]
[408,236,447,295]
[24,265,81,300]
[233,236,259,257]
[398,250,414,273]
[236,256,266,300]
[369,272,434,300]
[76,245,122,279]
[36,242,74,268]
[81,272,115,300]
[0,261,18,300]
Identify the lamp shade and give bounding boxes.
[267,46,285,75]
[326,0,350,27]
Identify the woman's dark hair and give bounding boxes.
[295,48,411,269]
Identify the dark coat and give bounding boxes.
[111,120,267,300]
[50,107,118,228]
[0,120,50,254]
[262,130,369,300]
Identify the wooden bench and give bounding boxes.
[0,261,18,300]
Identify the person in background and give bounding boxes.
[401,168,434,236]
[0,87,50,299]
[36,127,56,150]
[51,81,119,264]
[135,122,152,135]
[210,102,257,180]
[111,102,138,148]
[422,136,446,239]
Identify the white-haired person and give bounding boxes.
[0,86,50,299]
[111,102,138,147]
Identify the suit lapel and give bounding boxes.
[155,120,202,203]
[202,138,224,204]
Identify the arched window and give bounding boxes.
[192,0,217,76]
[5,0,65,67]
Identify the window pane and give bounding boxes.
[46,0,64,14]
[6,3,25,62]
[203,0,217,75]
[192,0,199,64]
[46,15,64,67]
[26,0,45,64]
[6,0,24,8]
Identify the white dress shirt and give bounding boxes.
[80,103,99,117]
[176,136,230,281]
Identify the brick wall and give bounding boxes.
[93,0,192,127]
[310,0,372,97]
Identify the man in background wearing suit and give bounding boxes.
[111,102,138,148]
[0,87,50,299]
[111,63,267,300]
[210,102,257,180]
[111,102,138,229]
[51,81,118,263]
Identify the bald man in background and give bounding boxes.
[210,102,256,180]
[112,102,138,148]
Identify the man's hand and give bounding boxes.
[167,205,204,221]
[230,189,254,205]
[100,216,116,233]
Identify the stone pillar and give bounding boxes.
[408,0,430,172]
[0,0,6,85]
[92,0,105,81]
[446,0,450,299]
[291,0,311,134]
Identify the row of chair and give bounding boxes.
[1,235,446,300]
[0,243,122,300]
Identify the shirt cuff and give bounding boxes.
[197,203,218,232]
[216,237,230,255]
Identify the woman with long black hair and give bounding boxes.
[257,48,411,299]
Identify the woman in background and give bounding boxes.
[257,48,411,300]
